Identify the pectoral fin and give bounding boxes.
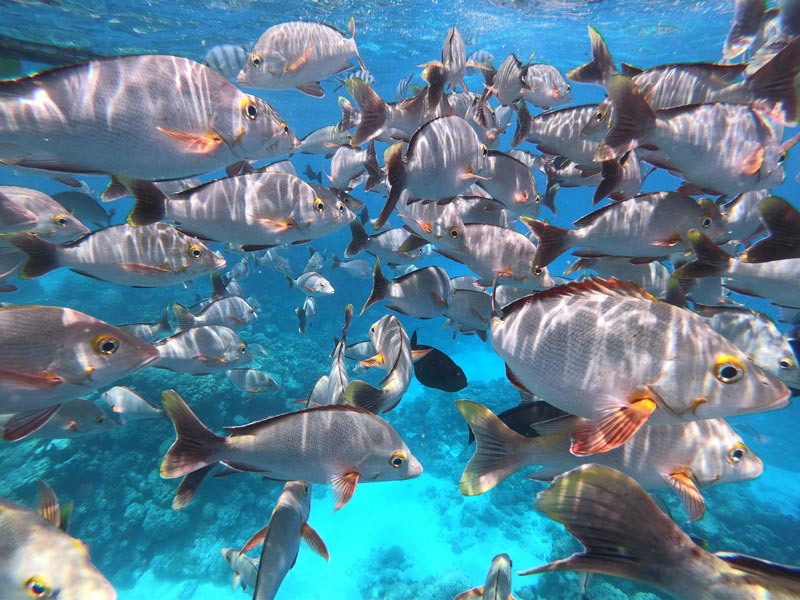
[297,82,325,97]
[360,353,384,368]
[0,368,63,390]
[239,524,269,553]
[301,522,330,561]
[650,234,682,247]
[331,470,360,511]
[192,354,227,365]
[570,391,657,455]
[157,127,224,154]
[663,467,706,522]
[454,586,484,600]
[741,143,764,176]
[121,263,171,274]
[2,405,62,441]
[285,44,315,73]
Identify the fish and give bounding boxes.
[513,103,606,166]
[298,124,353,157]
[520,464,800,599]
[466,401,556,446]
[0,189,38,233]
[159,390,422,509]
[476,151,540,218]
[361,258,453,318]
[251,482,329,600]
[295,305,308,335]
[324,304,354,406]
[0,305,158,417]
[328,141,378,191]
[344,315,425,414]
[0,186,89,245]
[344,220,424,265]
[52,191,114,230]
[441,26,468,92]
[521,63,572,109]
[288,271,335,296]
[1,398,116,442]
[226,369,281,397]
[718,189,770,246]
[203,43,249,80]
[221,548,258,591]
[443,287,492,342]
[255,248,292,276]
[674,229,800,309]
[466,50,495,76]
[489,54,529,106]
[739,195,800,263]
[0,482,116,600]
[99,386,164,426]
[331,254,372,279]
[11,222,226,287]
[490,278,790,455]
[565,256,672,299]
[409,330,467,392]
[0,55,296,180]
[454,553,515,600]
[172,297,257,331]
[380,115,488,229]
[117,307,173,343]
[396,191,468,254]
[723,0,768,61]
[237,19,367,97]
[523,192,727,268]
[152,325,253,375]
[457,400,763,520]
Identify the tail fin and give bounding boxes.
[512,100,531,148]
[346,77,388,146]
[360,258,390,315]
[377,142,406,230]
[331,254,342,269]
[746,36,800,126]
[171,302,196,330]
[740,196,800,262]
[364,141,382,191]
[456,400,527,495]
[337,96,360,131]
[156,306,173,335]
[345,220,370,257]
[672,229,733,279]
[593,158,622,204]
[160,390,225,479]
[520,217,572,269]
[123,178,167,226]
[9,232,62,279]
[344,380,384,414]
[567,26,618,85]
[595,75,655,162]
[519,464,698,588]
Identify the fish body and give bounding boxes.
[289,271,334,296]
[0,492,116,600]
[0,55,295,179]
[441,26,467,91]
[255,248,292,276]
[203,44,249,80]
[0,305,158,414]
[221,548,258,591]
[455,553,513,600]
[490,278,790,455]
[565,256,672,299]
[362,259,453,318]
[11,223,225,287]
[226,369,281,394]
[477,151,540,218]
[238,20,365,97]
[153,325,252,374]
[328,142,376,190]
[99,386,164,425]
[159,391,422,509]
[0,186,88,244]
[443,288,492,340]
[522,464,800,600]
[118,308,173,343]
[397,191,468,254]
[324,305,353,406]
[521,64,572,109]
[172,296,257,330]
[299,125,352,156]
[720,189,770,245]
[515,104,601,165]
[492,54,528,106]
[1,398,116,441]
[331,254,372,279]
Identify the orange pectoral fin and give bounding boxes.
[664,467,706,522]
[570,393,657,456]
[454,587,484,600]
[331,470,360,511]
[238,524,269,554]
[157,127,224,155]
[301,522,330,561]
[650,234,682,247]
[741,143,765,176]
[285,44,315,73]
[410,348,432,362]
[253,217,294,232]
[360,353,384,368]
[0,368,64,390]
[120,263,171,274]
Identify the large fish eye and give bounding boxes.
[448,227,461,239]
[594,108,606,122]
[779,356,795,369]
[53,214,69,227]
[700,215,712,229]
[336,201,346,213]
[188,244,204,259]
[239,344,247,354]
[713,355,746,383]
[24,576,51,598]
[251,54,262,67]
[314,199,326,213]
[389,450,406,468]
[777,151,787,164]
[728,442,747,463]
[243,101,258,120]
[93,335,120,355]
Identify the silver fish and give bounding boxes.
[99,386,164,425]
[723,0,768,61]
[226,368,281,396]
[203,43,249,80]
[153,325,252,375]
[172,296,257,331]
[221,548,258,592]
[565,256,672,299]
[441,26,467,92]
[159,390,422,509]
[344,220,423,265]
[397,190,468,254]
[521,64,572,109]
[1,398,116,442]
[328,142,377,190]
[477,150,540,218]
[324,305,354,406]
[491,54,528,106]
[288,271,334,296]
[331,254,372,279]
[0,186,88,245]
[361,258,453,318]
[0,190,39,233]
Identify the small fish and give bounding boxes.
[361,258,453,318]
[295,305,308,335]
[221,548,258,591]
[331,254,371,279]
[520,464,800,599]
[299,125,353,156]
[226,369,281,396]
[237,19,367,97]
[344,220,423,265]
[0,483,116,599]
[203,44,249,80]
[251,482,329,600]
[521,63,572,109]
[490,54,529,106]
[153,325,252,375]
[255,248,292,276]
[443,287,491,342]
[172,297,257,331]
[477,150,540,218]
[454,553,514,600]
[491,278,790,455]
[159,390,422,509]
[99,386,165,425]
[11,223,226,287]
[565,256,672,299]
[1,399,116,442]
[288,271,335,296]
[52,191,114,230]
[328,141,377,191]
[0,186,88,245]
[409,330,466,392]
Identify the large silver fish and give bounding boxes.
[0,484,116,600]
[0,55,295,180]
[159,390,422,509]
[226,368,281,397]
[490,278,790,455]
[11,222,225,287]
[237,19,367,97]
[521,464,800,600]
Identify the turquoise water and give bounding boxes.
[0,1,798,599]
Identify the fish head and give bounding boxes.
[225,340,253,366]
[687,420,764,487]
[39,210,90,244]
[580,99,614,142]
[228,94,298,160]
[277,481,313,522]
[56,400,116,437]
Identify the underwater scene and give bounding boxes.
[1,0,800,598]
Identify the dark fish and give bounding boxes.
[466,400,563,445]
[409,330,466,392]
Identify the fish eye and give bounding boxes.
[24,576,51,598]
[302,483,309,495]
[389,450,406,468]
[594,109,605,122]
[188,244,204,259]
[533,266,544,276]
[251,54,262,67]
[728,442,747,463]
[448,227,460,239]
[713,355,746,383]
[314,199,326,212]
[239,344,247,354]
[96,415,105,424]
[566,84,571,91]
[700,215,712,228]
[281,122,290,135]
[777,151,787,164]
[93,335,120,355]
[779,356,795,369]
[481,144,488,157]
[243,101,258,120]
[53,214,69,227]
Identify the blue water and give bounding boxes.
[0,1,798,599]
